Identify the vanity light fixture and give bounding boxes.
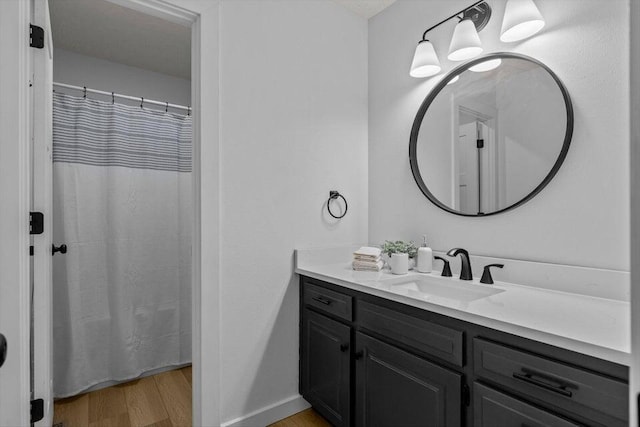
[410,1,492,78]
[500,0,545,42]
[411,0,546,78]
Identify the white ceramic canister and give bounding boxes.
[390,253,409,275]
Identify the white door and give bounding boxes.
[457,121,480,214]
[0,1,35,425]
[477,121,494,213]
[31,0,54,425]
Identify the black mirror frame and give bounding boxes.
[408,52,574,217]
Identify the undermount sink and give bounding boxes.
[379,275,505,302]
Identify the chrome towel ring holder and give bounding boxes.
[327,191,348,219]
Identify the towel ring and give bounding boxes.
[327,191,348,219]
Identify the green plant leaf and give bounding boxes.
[381,240,418,258]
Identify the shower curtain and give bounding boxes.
[52,92,192,397]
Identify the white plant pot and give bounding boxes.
[390,253,409,275]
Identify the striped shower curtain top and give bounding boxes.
[53,92,192,172]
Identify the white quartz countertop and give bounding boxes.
[295,248,630,366]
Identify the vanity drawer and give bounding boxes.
[303,281,353,321]
[473,338,628,424]
[474,382,581,427]
[358,300,464,366]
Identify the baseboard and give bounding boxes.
[221,395,311,427]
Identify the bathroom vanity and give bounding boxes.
[296,249,630,427]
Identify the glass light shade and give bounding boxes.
[470,58,502,72]
[410,40,442,78]
[447,19,483,61]
[500,0,545,42]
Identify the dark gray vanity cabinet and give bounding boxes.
[300,277,464,426]
[301,309,351,427]
[299,276,629,427]
[354,332,462,427]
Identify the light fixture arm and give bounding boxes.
[420,0,488,41]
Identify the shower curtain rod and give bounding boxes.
[53,82,191,114]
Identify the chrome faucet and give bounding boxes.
[446,248,473,280]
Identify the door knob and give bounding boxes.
[52,244,67,255]
[0,333,7,368]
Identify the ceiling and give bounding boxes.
[48,0,396,80]
[332,0,397,19]
[49,0,191,79]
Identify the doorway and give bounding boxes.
[0,0,217,425]
[452,104,499,215]
[48,0,192,424]
[28,0,204,425]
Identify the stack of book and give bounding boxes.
[352,247,383,271]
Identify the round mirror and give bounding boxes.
[409,53,573,216]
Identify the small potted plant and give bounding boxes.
[381,240,418,275]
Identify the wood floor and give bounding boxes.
[268,409,331,427]
[54,367,329,427]
[53,366,192,427]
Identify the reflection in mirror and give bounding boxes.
[410,53,573,216]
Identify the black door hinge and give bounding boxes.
[30,212,44,235]
[30,246,34,256]
[30,398,44,423]
[462,383,470,406]
[476,139,484,149]
[30,24,44,48]
[0,333,7,368]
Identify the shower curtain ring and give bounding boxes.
[187,106,191,116]
[165,102,169,113]
[140,97,144,109]
[83,86,87,98]
[112,92,115,104]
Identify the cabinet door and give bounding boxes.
[301,309,351,426]
[474,383,581,427]
[354,332,462,427]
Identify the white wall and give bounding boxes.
[218,0,368,424]
[416,89,453,206]
[629,0,639,421]
[498,66,565,206]
[53,48,190,109]
[102,2,367,425]
[369,0,630,271]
